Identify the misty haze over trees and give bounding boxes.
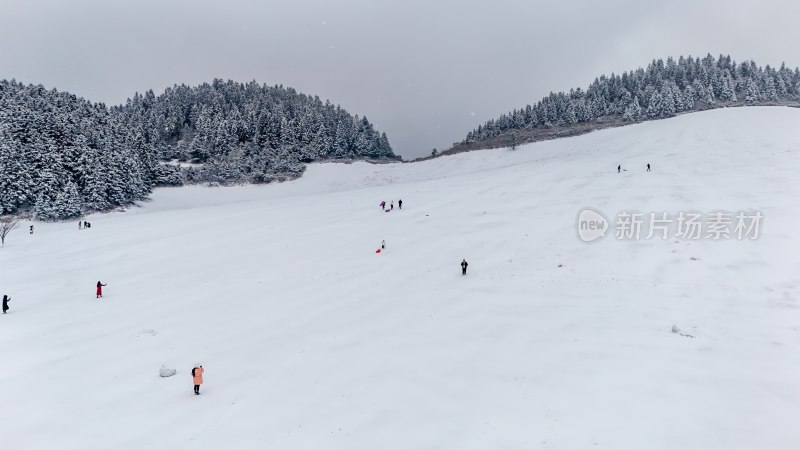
[0,79,395,220]
[456,54,800,151]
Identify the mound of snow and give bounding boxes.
[159,365,177,378]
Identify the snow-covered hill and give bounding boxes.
[1,107,799,449]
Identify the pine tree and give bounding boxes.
[53,182,82,219]
[764,74,778,101]
[720,76,737,101]
[745,78,760,102]
[670,83,684,112]
[661,87,676,116]
[683,85,695,110]
[705,83,716,104]
[623,97,642,121]
[647,91,663,118]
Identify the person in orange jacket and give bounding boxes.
[192,364,204,395]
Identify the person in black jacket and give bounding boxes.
[2,295,9,314]
[398,199,403,209]
[461,259,468,275]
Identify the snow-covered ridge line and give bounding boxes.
[450,53,800,155]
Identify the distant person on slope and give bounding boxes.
[461,259,468,275]
[381,240,386,250]
[192,364,204,395]
[647,163,651,172]
[2,295,9,314]
[78,221,82,230]
[29,225,34,234]
[398,199,403,209]
[617,165,621,173]
[380,201,385,209]
[390,201,394,210]
[96,281,107,298]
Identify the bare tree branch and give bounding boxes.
[0,217,20,247]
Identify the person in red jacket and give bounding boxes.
[192,364,204,395]
[96,281,107,298]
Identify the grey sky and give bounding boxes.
[1,0,798,159]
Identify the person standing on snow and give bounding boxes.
[390,201,394,210]
[381,240,386,249]
[96,281,107,298]
[192,364,204,395]
[398,199,403,209]
[617,165,621,173]
[461,259,468,275]
[647,163,651,172]
[2,295,9,314]
[29,225,34,234]
[78,221,82,230]
[380,201,386,209]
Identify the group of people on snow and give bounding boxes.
[9,190,477,401]
[618,163,651,173]
[377,199,399,251]
[3,281,108,316]
[4,285,205,394]
[375,198,468,275]
[30,221,93,234]
[8,214,204,398]
[379,199,402,212]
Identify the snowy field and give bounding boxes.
[1,106,799,449]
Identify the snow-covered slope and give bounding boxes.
[1,107,799,449]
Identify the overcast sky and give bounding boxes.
[1,0,798,159]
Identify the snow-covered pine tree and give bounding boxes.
[683,85,696,110]
[647,91,663,118]
[720,76,737,102]
[622,97,642,121]
[763,74,778,101]
[745,78,760,102]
